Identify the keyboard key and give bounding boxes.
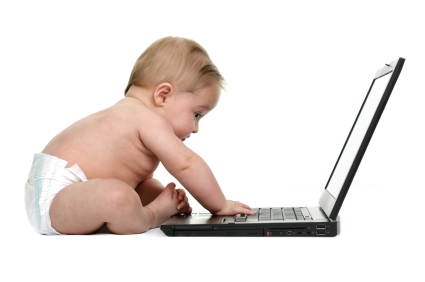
[247,213,259,221]
[272,208,283,220]
[283,208,296,220]
[260,208,270,214]
[234,214,247,222]
[301,207,312,220]
[259,208,271,220]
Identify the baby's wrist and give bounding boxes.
[214,200,230,215]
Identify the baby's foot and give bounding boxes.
[145,183,180,228]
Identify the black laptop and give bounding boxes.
[161,58,405,237]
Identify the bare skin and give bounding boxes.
[47,81,255,235]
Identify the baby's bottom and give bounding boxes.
[50,179,180,235]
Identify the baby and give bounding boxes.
[25,36,256,235]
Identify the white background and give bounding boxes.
[1,1,424,281]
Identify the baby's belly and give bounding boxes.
[44,147,159,189]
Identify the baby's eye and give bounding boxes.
[194,113,201,119]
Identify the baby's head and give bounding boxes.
[125,36,225,141]
[125,36,225,96]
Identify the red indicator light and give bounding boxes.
[267,231,270,236]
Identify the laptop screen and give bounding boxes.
[325,72,392,199]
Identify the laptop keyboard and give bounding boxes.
[233,207,312,222]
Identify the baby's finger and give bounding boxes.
[185,206,192,215]
[236,206,257,215]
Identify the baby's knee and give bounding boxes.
[101,178,141,218]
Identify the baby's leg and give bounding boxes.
[50,178,180,235]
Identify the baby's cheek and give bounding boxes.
[170,120,186,138]
[180,119,195,136]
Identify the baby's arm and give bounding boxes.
[139,117,255,215]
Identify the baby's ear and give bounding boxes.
[153,83,173,106]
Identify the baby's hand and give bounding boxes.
[175,188,192,215]
[215,200,256,216]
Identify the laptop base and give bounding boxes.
[161,207,340,237]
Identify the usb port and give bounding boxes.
[317,230,326,235]
[287,231,292,235]
[316,224,326,229]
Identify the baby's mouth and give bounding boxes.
[180,136,190,142]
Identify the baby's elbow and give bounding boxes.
[177,154,195,172]
[173,153,198,175]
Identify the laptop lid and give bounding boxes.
[319,58,405,220]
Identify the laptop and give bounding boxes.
[161,57,405,237]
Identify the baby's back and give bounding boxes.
[42,98,159,188]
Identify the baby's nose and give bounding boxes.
[192,124,199,133]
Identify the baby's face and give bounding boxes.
[164,82,220,141]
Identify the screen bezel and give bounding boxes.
[319,58,405,220]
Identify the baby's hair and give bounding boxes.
[124,36,226,96]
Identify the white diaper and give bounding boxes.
[25,153,88,235]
